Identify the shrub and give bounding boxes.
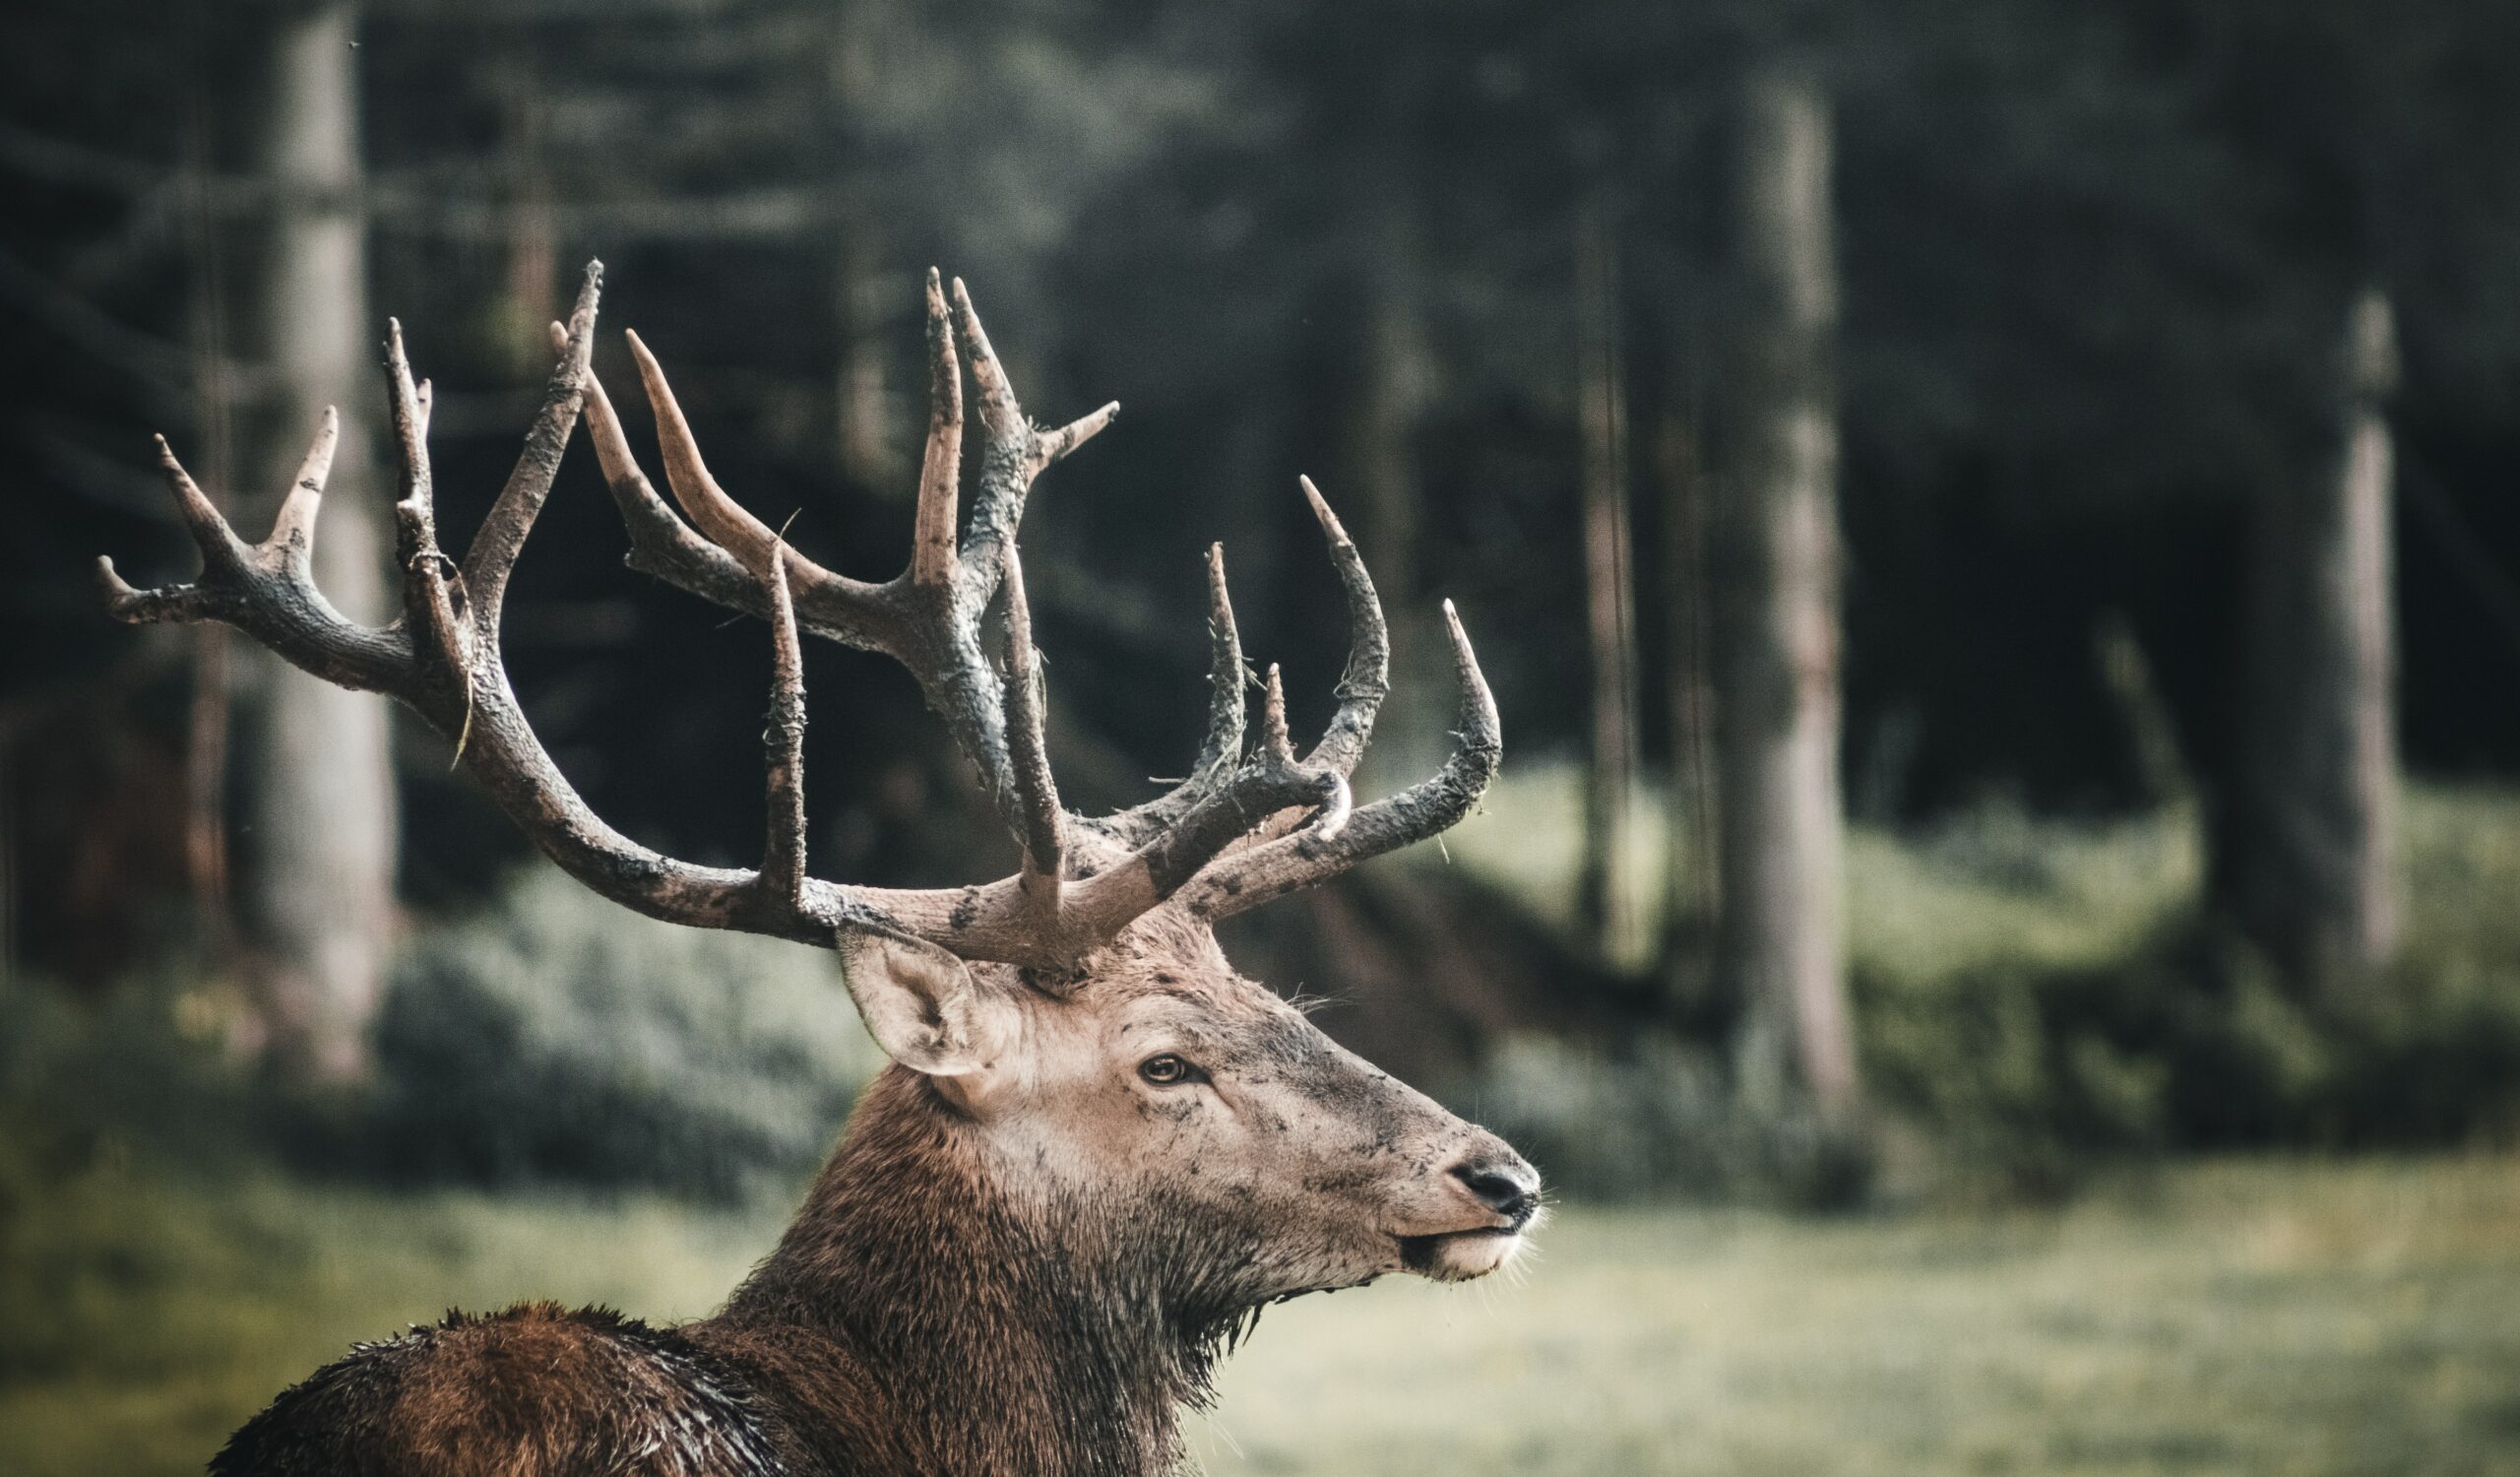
[355,870,884,1200]
[1456,1033,1874,1208]
[1451,781,2520,1202]
[1859,918,2520,1198]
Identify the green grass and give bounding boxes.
[0,1161,778,1476]
[6,1156,2518,1476]
[1201,1157,2520,1476]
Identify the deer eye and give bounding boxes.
[1138,1054,1203,1087]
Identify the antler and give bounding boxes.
[99,261,1498,971]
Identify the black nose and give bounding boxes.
[1451,1156,1542,1226]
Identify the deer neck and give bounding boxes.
[713,1067,1245,1476]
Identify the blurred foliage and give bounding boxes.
[1471,1033,1877,1210]
[359,870,882,1200]
[1858,786,2520,1198]
[1449,778,2520,1201]
[0,869,883,1206]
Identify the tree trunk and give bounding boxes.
[182,94,237,947]
[833,227,892,488]
[1715,68,1858,1121]
[829,0,893,490]
[230,0,397,1081]
[2218,289,2401,997]
[1575,190,1645,966]
[1658,394,1721,1009]
[496,56,558,376]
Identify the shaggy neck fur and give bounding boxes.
[708,1067,1259,1477]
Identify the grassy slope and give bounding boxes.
[5,1159,2518,1476]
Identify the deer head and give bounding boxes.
[104,264,1535,1457]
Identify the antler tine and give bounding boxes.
[947,276,1118,584]
[1108,543,1250,843]
[461,263,600,642]
[156,434,252,574]
[761,537,810,917]
[1036,400,1121,469]
[98,381,412,685]
[622,328,893,622]
[267,406,339,563]
[1017,647,1354,960]
[1109,477,1387,849]
[1178,600,1499,921]
[94,435,257,626]
[1198,545,1250,772]
[1296,476,1389,777]
[98,415,337,622]
[1260,663,1292,761]
[572,327,771,634]
[911,267,964,586]
[1000,546,1065,921]
[94,555,216,623]
[385,319,469,675]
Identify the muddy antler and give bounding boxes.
[100,262,1497,968]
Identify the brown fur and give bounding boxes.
[212,912,1536,1476]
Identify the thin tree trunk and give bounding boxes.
[498,56,558,375]
[1576,191,1644,966]
[1715,68,1858,1121]
[2219,289,2400,997]
[185,627,232,927]
[182,86,236,946]
[829,0,892,489]
[834,228,892,487]
[1659,394,1720,1006]
[231,1,397,1081]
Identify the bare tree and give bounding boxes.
[228,0,397,1080]
[2219,289,2401,996]
[1714,67,1858,1121]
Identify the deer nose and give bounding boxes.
[1449,1153,1542,1227]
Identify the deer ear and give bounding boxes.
[837,931,1016,1078]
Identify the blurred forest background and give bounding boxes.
[6,0,2520,1472]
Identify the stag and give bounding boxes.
[100,263,1536,1476]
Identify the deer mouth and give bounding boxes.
[1397,1224,1528,1282]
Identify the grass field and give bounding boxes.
[5,1156,2517,1476]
